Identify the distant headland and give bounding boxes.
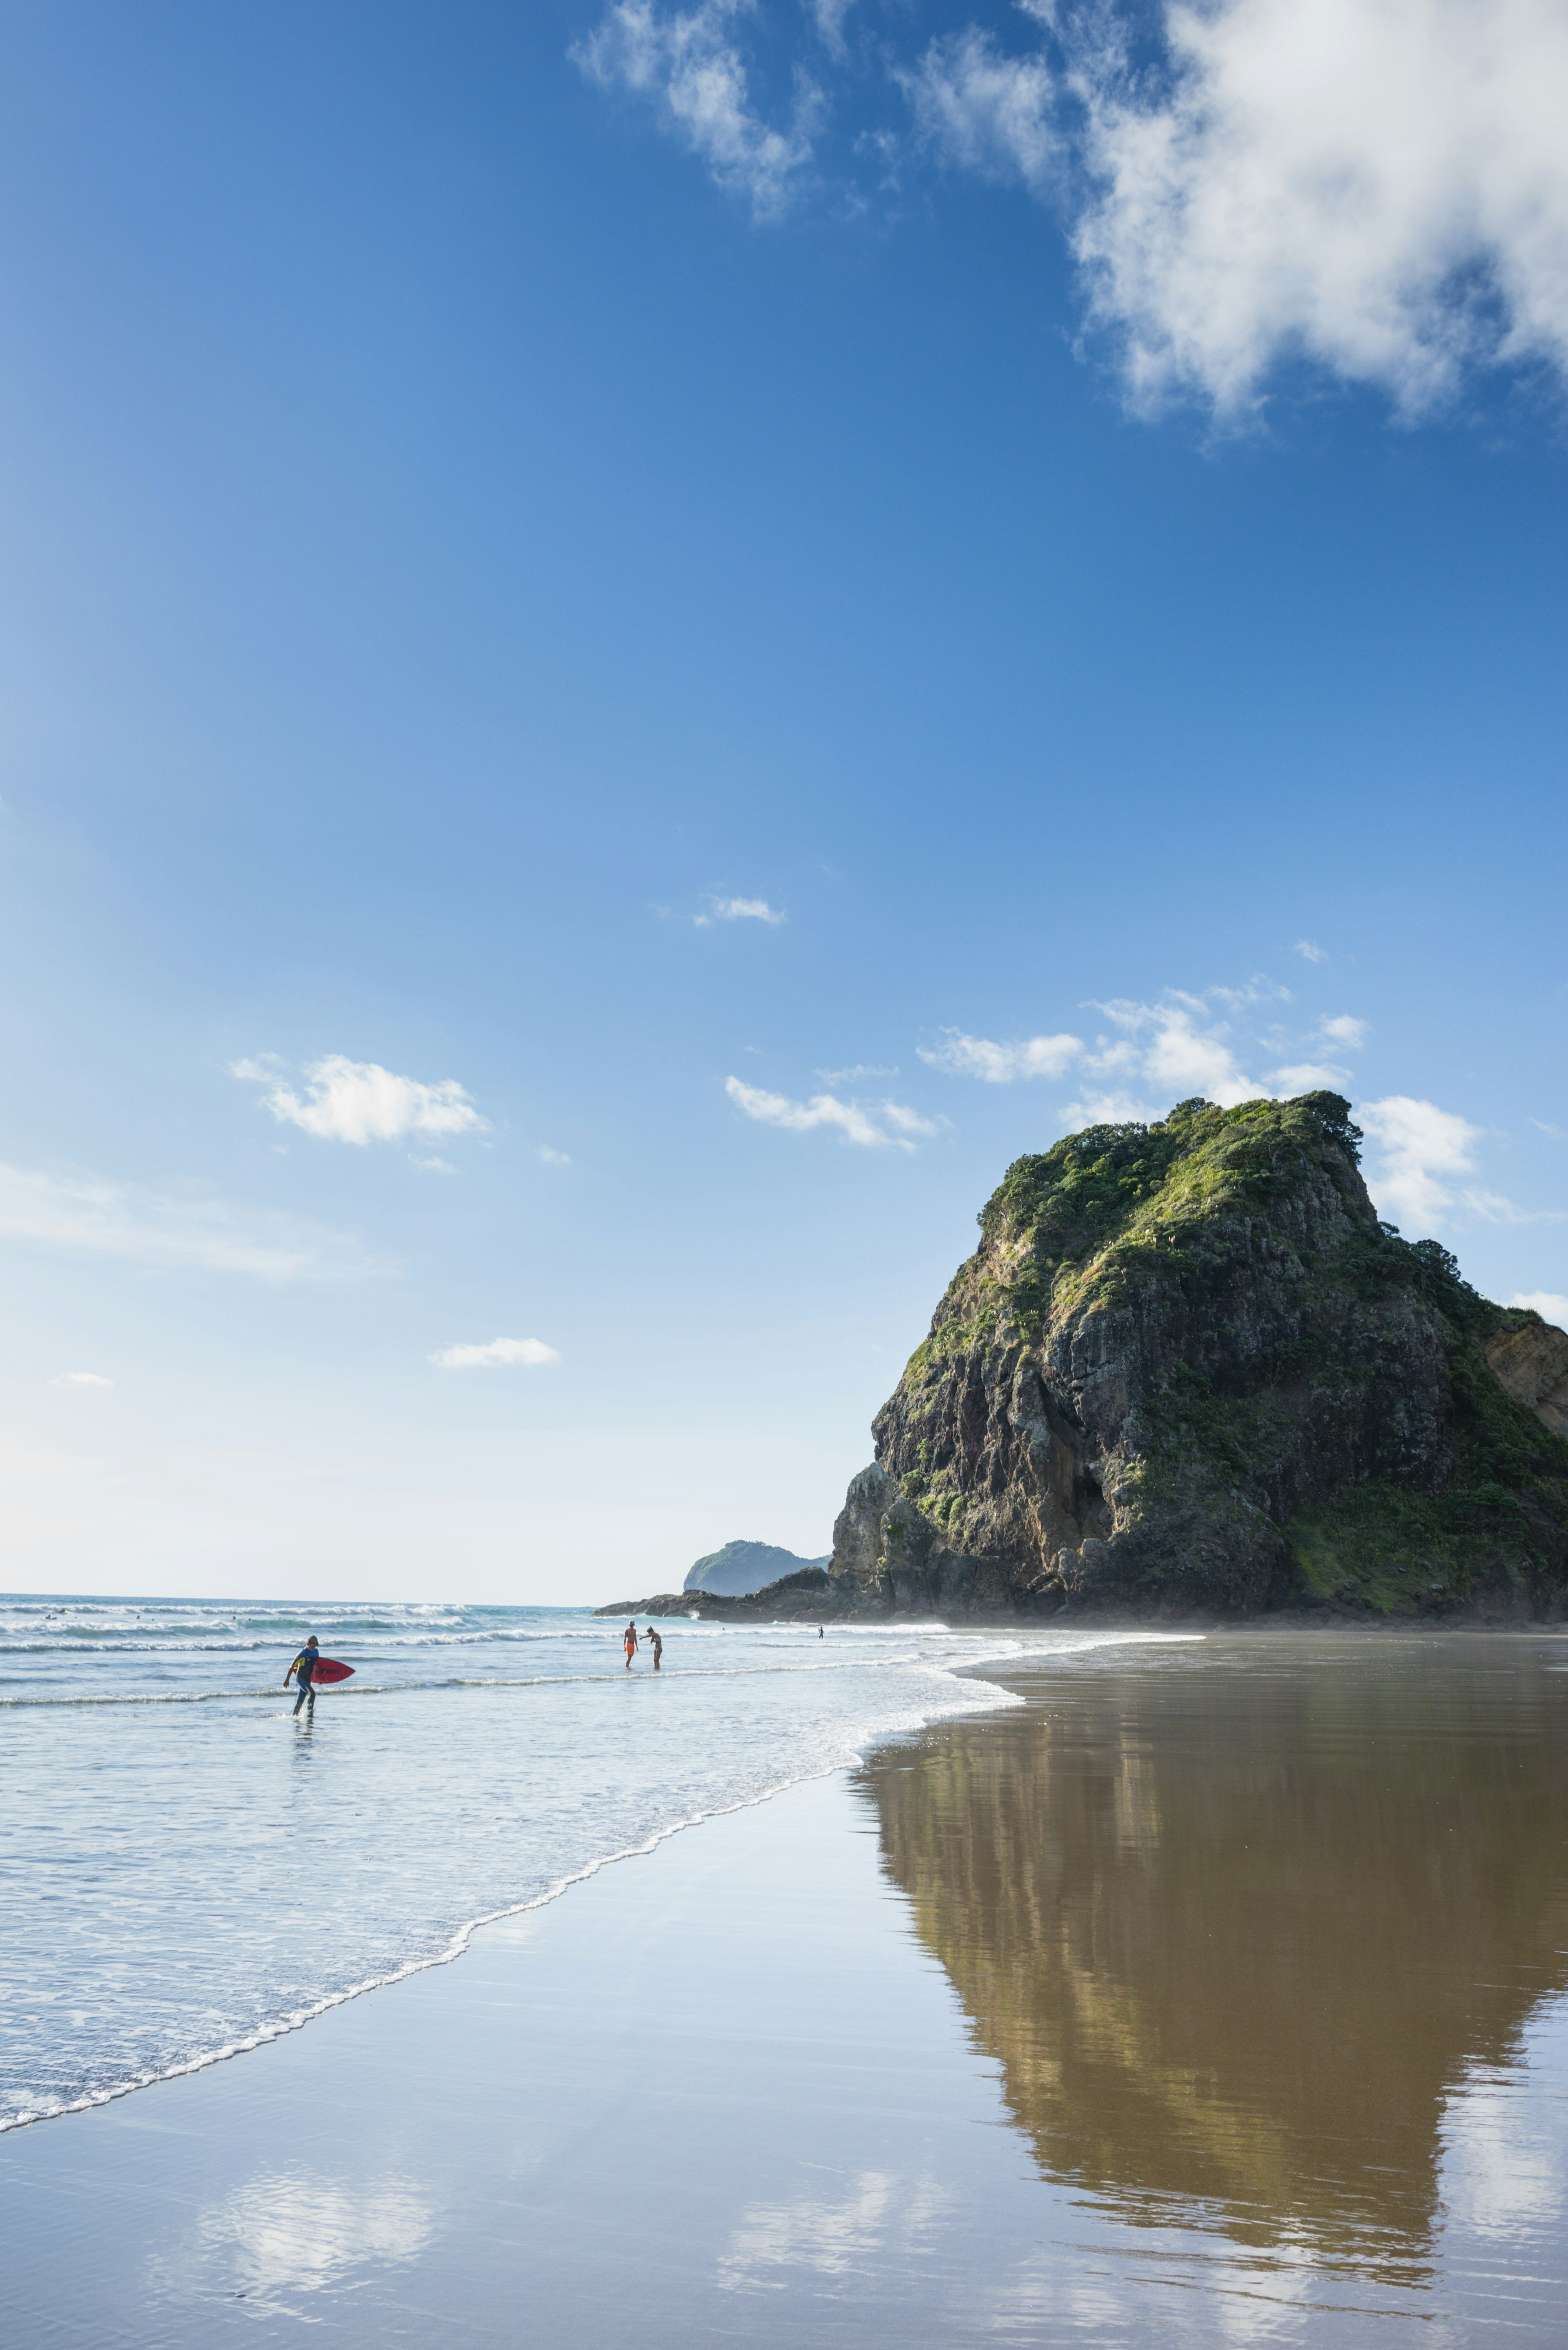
[599,1095,1568,1626]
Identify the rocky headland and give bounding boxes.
[603,1093,1568,1625]
[682,1538,831,1596]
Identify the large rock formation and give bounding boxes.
[826,1093,1568,1620]
[684,1538,830,1595]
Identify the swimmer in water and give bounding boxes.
[648,1627,663,1671]
[624,1621,638,1670]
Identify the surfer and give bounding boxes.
[648,1627,663,1672]
[285,1635,320,1715]
[624,1621,638,1670]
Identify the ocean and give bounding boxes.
[0,1593,1192,2133]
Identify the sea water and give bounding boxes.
[0,1594,1185,2131]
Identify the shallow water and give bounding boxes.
[0,1591,1194,2130]
[2,1627,1565,2343]
[859,1630,1568,2335]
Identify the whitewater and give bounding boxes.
[0,1594,1189,2132]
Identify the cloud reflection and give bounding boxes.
[717,2168,950,2292]
[158,2167,434,2308]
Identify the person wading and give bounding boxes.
[285,1635,321,1716]
[648,1626,663,1672]
[623,1621,639,1671]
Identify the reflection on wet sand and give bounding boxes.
[858,1635,1568,2284]
[148,2166,435,2314]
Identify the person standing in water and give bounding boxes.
[648,1627,663,1671]
[285,1635,321,1716]
[623,1621,639,1670]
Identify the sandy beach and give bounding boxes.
[4,1631,1567,2348]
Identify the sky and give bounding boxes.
[0,0,1564,1603]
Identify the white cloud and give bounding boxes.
[815,1063,899,1083]
[694,896,786,926]
[51,1371,113,1389]
[0,1163,380,1282]
[1065,0,1568,415]
[921,983,1360,1131]
[1363,1104,1568,1241]
[918,1027,1082,1083]
[1089,994,1265,1107]
[573,0,820,219]
[234,1055,488,1147]
[1294,939,1329,963]
[595,0,1568,416]
[430,1337,561,1370]
[1360,1094,1486,1227]
[1512,1291,1568,1329]
[725,1075,938,1149]
[537,1145,572,1165]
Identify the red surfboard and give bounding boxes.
[310,1659,354,1684]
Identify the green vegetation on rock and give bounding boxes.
[828,1093,1568,1619]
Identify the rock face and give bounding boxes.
[827,1094,1568,1619]
[683,1538,831,1596]
[1486,1319,1568,1440]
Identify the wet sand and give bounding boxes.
[4,1630,1566,2346]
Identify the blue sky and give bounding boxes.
[0,0,1564,1601]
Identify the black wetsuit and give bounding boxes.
[291,1648,318,1714]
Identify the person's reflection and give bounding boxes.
[860,1643,1568,2281]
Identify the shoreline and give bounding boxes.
[2,1620,1037,2140]
[605,1585,1568,1629]
[4,1630,1566,2346]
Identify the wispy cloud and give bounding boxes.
[1357,1096,1559,1231]
[233,1055,488,1148]
[537,1145,572,1166]
[579,0,1568,416]
[573,0,820,219]
[904,26,1059,195]
[1294,940,1329,964]
[726,1075,938,1149]
[430,1337,561,1370]
[693,896,786,927]
[1077,993,1264,1113]
[1267,1012,1368,1093]
[0,1163,381,1281]
[918,1028,1082,1083]
[51,1371,113,1389]
[815,1063,898,1084]
[918,984,1364,1123]
[808,0,855,60]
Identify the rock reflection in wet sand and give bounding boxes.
[856,1634,1568,2290]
